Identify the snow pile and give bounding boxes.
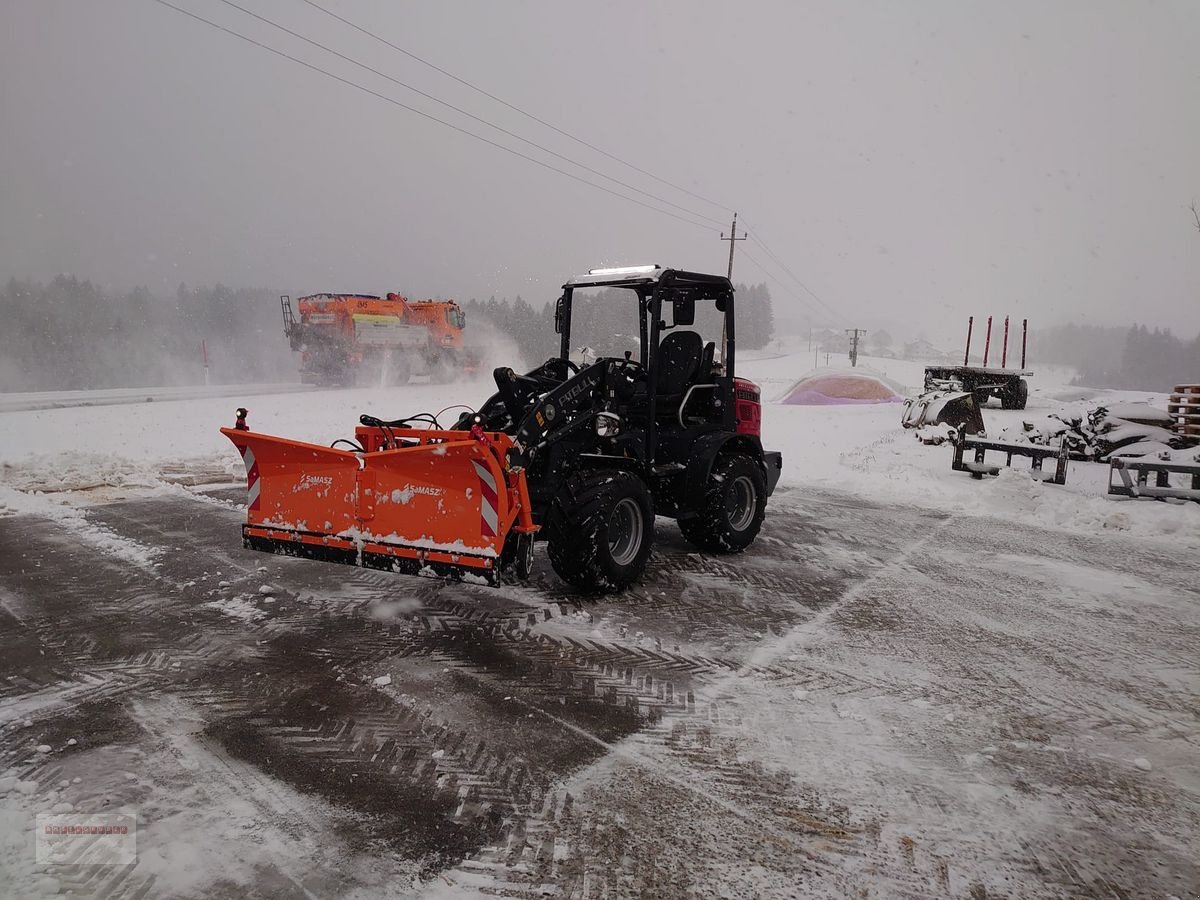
[0,453,192,493]
[0,484,164,571]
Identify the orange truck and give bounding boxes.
[281,292,474,386]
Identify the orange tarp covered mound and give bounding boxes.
[783,374,902,405]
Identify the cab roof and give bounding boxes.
[564,266,733,291]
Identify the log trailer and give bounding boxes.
[227,266,783,591]
[281,292,473,386]
[923,315,1032,410]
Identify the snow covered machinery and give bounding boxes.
[903,315,1030,434]
[225,266,783,591]
[281,292,474,386]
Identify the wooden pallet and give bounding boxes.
[1168,384,1200,438]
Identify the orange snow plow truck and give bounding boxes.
[281,292,475,386]
[229,267,783,591]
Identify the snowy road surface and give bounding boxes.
[0,481,1195,898]
[1,353,1197,898]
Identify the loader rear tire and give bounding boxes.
[678,454,766,554]
[547,471,653,592]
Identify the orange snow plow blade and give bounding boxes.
[220,425,536,585]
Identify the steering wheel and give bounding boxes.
[531,357,579,382]
[604,356,645,399]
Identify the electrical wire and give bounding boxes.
[434,404,475,424]
[152,1,855,317]
[736,245,803,307]
[737,245,831,324]
[299,0,735,215]
[212,0,726,228]
[147,0,718,231]
[739,216,843,319]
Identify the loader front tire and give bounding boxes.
[678,454,766,554]
[547,471,653,592]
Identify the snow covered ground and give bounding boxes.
[0,382,315,414]
[2,349,1196,545]
[0,347,1197,898]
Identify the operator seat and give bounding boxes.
[656,330,703,397]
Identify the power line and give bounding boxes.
[743,222,839,317]
[146,0,716,231]
[210,0,726,228]
[739,217,842,318]
[299,0,734,216]
[737,246,832,323]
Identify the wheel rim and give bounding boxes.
[727,475,757,532]
[520,534,534,577]
[608,497,644,566]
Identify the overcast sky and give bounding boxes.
[3,0,1198,344]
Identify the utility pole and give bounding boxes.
[720,212,746,279]
[718,212,746,367]
[846,328,867,367]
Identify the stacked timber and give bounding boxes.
[1168,384,1200,438]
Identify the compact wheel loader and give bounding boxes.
[222,266,783,592]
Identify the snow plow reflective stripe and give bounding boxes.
[471,460,499,538]
[238,444,261,511]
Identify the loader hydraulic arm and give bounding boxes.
[493,367,541,425]
[505,363,605,466]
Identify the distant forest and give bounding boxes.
[1035,322,1200,391]
[0,277,292,391]
[0,276,775,391]
[4,275,1192,393]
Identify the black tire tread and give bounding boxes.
[546,471,653,592]
[678,454,767,554]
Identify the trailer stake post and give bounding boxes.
[983,316,993,367]
[964,316,974,366]
[1001,316,1010,368]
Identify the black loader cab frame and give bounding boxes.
[555,265,741,468]
[458,264,781,591]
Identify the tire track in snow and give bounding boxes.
[2,485,1032,897]
[3,491,865,895]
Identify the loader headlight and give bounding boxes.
[595,412,621,437]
